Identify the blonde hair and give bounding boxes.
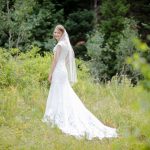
[55,24,65,34]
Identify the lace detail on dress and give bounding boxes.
[42,39,118,140]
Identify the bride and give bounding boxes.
[42,24,118,140]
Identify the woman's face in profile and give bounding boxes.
[53,28,63,41]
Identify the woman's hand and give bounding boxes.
[48,74,52,83]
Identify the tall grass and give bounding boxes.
[0,47,150,149]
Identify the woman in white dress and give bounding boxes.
[42,25,118,140]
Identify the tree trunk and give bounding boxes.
[94,0,98,24]
[7,0,12,49]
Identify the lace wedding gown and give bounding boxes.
[42,41,118,140]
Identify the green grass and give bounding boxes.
[0,48,150,149]
[0,76,149,150]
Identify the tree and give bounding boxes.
[0,0,64,52]
[100,0,129,48]
[0,0,36,49]
[128,0,150,45]
[92,0,129,81]
[65,10,94,45]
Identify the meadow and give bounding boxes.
[0,47,149,150]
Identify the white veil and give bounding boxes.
[58,29,77,85]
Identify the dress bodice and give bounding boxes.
[51,41,69,84]
[53,41,69,64]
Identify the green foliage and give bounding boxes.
[128,0,150,43]
[0,46,52,88]
[87,30,111,81]
[125,40,150,149]
[0,0,64,51]
[0,0,37,49]
[74,44,90,61]
[64,9,94,60]
[115,19,143,84]
[0,46,89,89]
[65,9,94,45]
[87,19,140,83]
[29,0,64,52]
[100,0,129,48]
[127,38,150,91]
[86,0,135,82]
[92,0,129,81]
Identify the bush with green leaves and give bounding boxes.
[0,46,90,89]
[86,30,110,82]
[87,18,142,83]
[0,46,51,88]
[127,38,150,91]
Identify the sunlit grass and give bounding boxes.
[0,48,149,149]
[0,75,149,150]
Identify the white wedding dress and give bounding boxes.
[42,40,118,140]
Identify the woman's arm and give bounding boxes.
[48,45,61,83]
